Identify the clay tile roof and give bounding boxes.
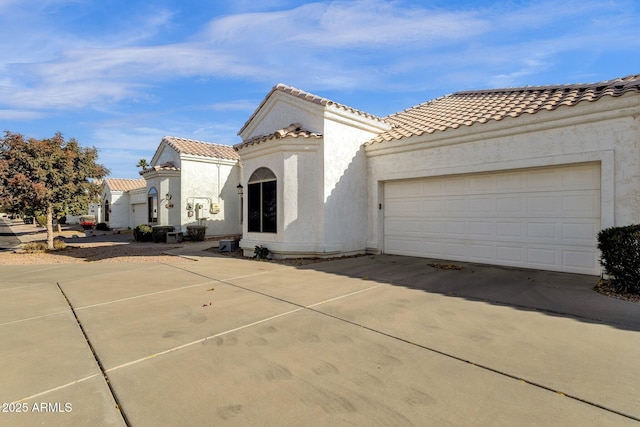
[367,73,640,145]
[139,161,180,176]
[234,123,322,150]
[238,84,384,136]
[162,136,239,161]
[104,178,146,192]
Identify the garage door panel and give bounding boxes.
[445,221,467,235]
[445,199,467,214]
[562,164,601,188]
[468,244,495,261]
[527,195,562,215]
[444,177,467,194]
[527,247,558,266]
[385,218,420,234]
[385,200,422,216]
[526,222,558,239]
[383,163,601,274]
[497,197,524,214]
[561,193,600,215]
[496,245,524,263]
[469,175,496,192]
[469,221,494,237]
[563,249,597,270]
[422,220,445,234]
[443,242,468,257]
[497,173,525,190]
[469,197,495,212]
[496,222,524,238]
[423,200,445,213]
[527,169,560,189]
[562,222,598,241]
[422,179,444,195]
[386,180,423,198]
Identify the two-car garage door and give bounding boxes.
[383,163,601,274]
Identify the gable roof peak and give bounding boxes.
[238,83,384,136]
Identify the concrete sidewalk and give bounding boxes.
[1,253,639,426]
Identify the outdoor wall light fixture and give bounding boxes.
[236,183,243,196]
[166,193,172,200]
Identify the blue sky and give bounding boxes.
[1,0,639,179]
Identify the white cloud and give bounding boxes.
[200,1,488,48]
[0,109,47,120]
[208,100,258,111]
[0,0,638,114]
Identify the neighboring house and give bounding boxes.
[106,73,639,275]
[235,74,640,275]
[103,137,242,235]
[102,178,146,229]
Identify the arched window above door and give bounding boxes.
[248,168,276,233]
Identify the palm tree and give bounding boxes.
[136,159,149,169]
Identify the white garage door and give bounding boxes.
[132,203,147,228]
[383,163,601,274]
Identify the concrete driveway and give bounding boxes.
[1,252,639,426]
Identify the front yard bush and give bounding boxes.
[96,222,110,231]
[133,224,153,242]
[186,225,206,241]
[35,215,47,227]
[23,239,66,252]
[598,224,640,294]
[152,226,175,243]
[253,245,270,260]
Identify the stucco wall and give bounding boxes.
[322,112,380,253]
[365,95,640,252]
[104,189,131,229]
[180,158,241,236]
[154,144,181,168]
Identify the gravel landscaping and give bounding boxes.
[0,242,193,264]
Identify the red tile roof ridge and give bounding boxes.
[104,177,146,192]
[162,136,239,161]
[368,73,640,145]
[454,73,640,95]
[235,123,322,150]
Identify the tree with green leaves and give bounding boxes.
[0,131,109,249]
[136,158,149,169]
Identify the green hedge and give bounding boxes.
[35,215,47,227]
[597,224,640,293]
[133,224,153,242]
[152,226,176,243]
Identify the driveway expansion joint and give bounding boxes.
[55,282,131,427]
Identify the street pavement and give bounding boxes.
[1,226,639,426]
[0,217,22,250]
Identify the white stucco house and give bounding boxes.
[102,136,242,237]
[101,178,146,228]
[105,73,640,275]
